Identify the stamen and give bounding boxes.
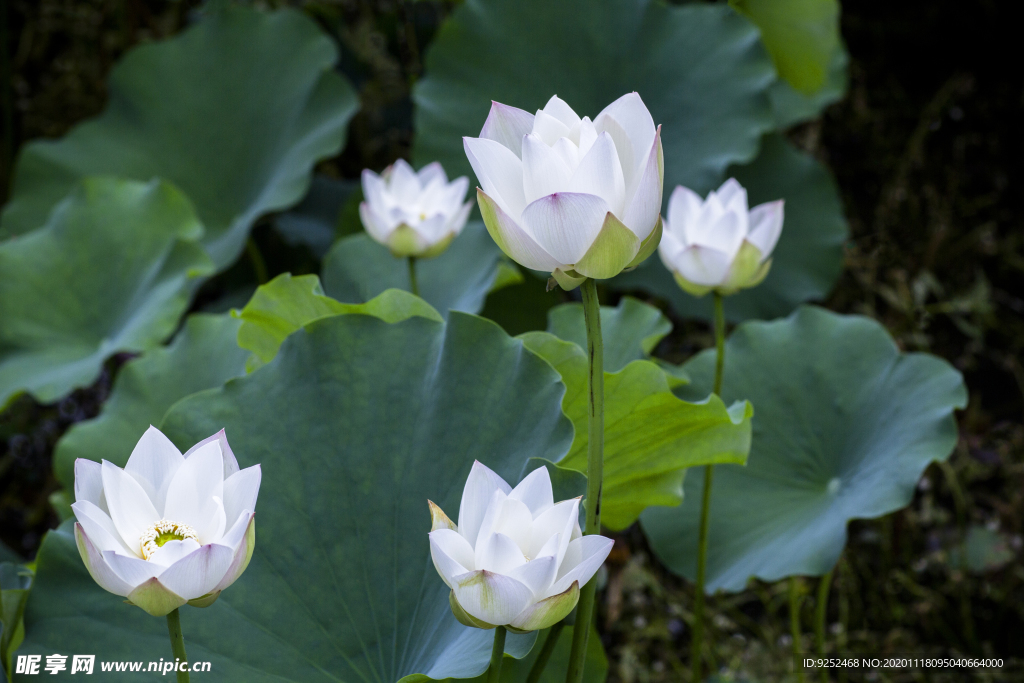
[140,520,198,560]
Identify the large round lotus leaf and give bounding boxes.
[641,306,967,592]
[321,223,519,318]
[51,313,250,495]
[413,0,775,195]
[18,312,574,681]
[0,178,213,409]
[769,43,848,129]
[0,5,358,269]
[614,135,847,322]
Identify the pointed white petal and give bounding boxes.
[480,102,535,157]
[213,515,255,592]
[477,189,561,272]
[542,95,582,129]
[124,426,184,513]
[507,554,557,598]
[457,461,512,547]
[522,133,573,204]
[360,201,392,244]
[474,490,508,551]
[476,531,527,574]
[222,465,261,535]
[163,442,226,543]
[508,467,554,518]
[74,458,105,509]
[362,169,389,211]
[715,178,748,214]
[445,199,473,236]
[531,109,571,146]
[551,137,581,174]
[218,510,254,552]
[545,535,614,598]
[101,460,160,556]
[569,132,626,217]
[451,569,533,626]
[621,128,663,240]
[103,548,160,588]
[389,159,421,204]
[72,500,132,554]
[464,137,528,219]
[430,528,475,588]
[522,192,609,265]
[534,533,561,561]
[747,199,785,259]
[667,185,705,244]
[694,211,745,258]
[594,92,656,180]
[147,538,201,568]
[672,245,733,287]
[75,523,134,596]
[417,161,447,186]
[489,496,535,552]
[658,227,687,267]
[525,498,579,565]
[577,117,598,158]
[157,543,234,600]
[184,429,240,479]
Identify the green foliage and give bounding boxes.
[457,624,607,683]
[1,562,33,680]
[615,135,848,322]
[769,43,848,129]
[0,178,212,409]
[0,5,358,269]
[413,0,775,195]
[642,306,967,592]
[546,297,670,374]
[322,223,518,317]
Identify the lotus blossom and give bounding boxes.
[72,426,260,616]
[428,462,613,632]
[360,159,472,259]
[464,93,664,290]
[658,179,784,296]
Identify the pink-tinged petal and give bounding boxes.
[621,126,663,241]
[183,429,240,479]
[75,523,133,596]
[126,577,187,617]
[747,199,785,259]
[508,580,580,632]
[541,95,582,129]
[212,515,255,592]
[451,569,533,626]
[72,500,131,554]
[594,92,656,180]
[360,201,392,244]
[666,185,705,244]
[672,244,733,287]
[522,133,574,204]
[545,535,614,598]
[508,467,554,518]
[522,192,609,265]
[101,460,160,556]
[124,426,184,513]
[476,189,561,272]
[531,109,571,147]
[103,548,160,587]
[222,464,261,533]
[464,137,528,219]
[715,178,748,214]
[157,542,234,600]
[147,538,201,568]
[417,161,448,186]
[507,554,557,598]
[74,458,105,509]
[524,498,579,566]
[388,159,421,204]
[457,461,512,547]
[568,132,626,216]
[480,102,535,157]
[163,441,226,543]
[430,528,476,587]
[476,532,527,574]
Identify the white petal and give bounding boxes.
[551,137,581,174]
[417,161,447,186]
[480,102,535,157]
[542,95,582,129]
[545,535,613,598]
[658,227,687,267]
[464,137,528,219]
[671,245,733,287]
[124,426,184,513]
[103,548,160,588]
[451,569,533,626]
[508,467,554,518]
[360,201,392,244]
[521,192,609,265]
[388,159,421,203]
[747,199,785,259]
[667,185,705,244]
[489,497,535,552]
[213,515,255,592]
[534,533,561,561]
[362,169,389,212]
[75,524,133,596]
[715,178,748,214]
[531,109,571,147]
[183,429,240,479]
[457,461,512,548]
[430,529,475,587]
[157,543,235,600]
[525,498,579,566]
[72,500,132,554]
[74,459,105,509]
[578,117,598,158]
[442,176,471,212]
[694,211,745,258]
[595,92,656,181]
[163,441,226,543]
[522,133,573,204]
[101,460,160,556]
[147,538,201,568]
[477,190,561,272]
[621,129,663,240]
[222,465,261,534]
[568,132,626,217]
[474,490,508,550]
[507,554,557,598]
[445,200,473,237]
[476,531,527,574]
[218,510,254,551]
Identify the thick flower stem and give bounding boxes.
[692,292,726,681]
[166,608,190,683]
[407,256,420,297]
[526,623,564,683]
[565,278,605,683]
[487,626,507,683]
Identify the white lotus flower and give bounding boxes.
[360,159,472,259]
[658,179,784,296]
[72,426,260,616]
[428,462,613,632]
[464,93,664,290]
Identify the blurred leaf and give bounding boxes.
[51,313,249,492]
[21,312,574,681]
[321,222,515,318]
[272,176,358,259]
[413,0,775,195]
[235,273,442,369]
[0,6,358,269]
[731,0,841,95]
[642,306,967,592]
[1,561,33,677]
[0,178,213,408]
[520,332,751,530]
[615,135,847,322]
[769,42,848,129]
[949,526,1015,574]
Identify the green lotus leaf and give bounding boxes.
[520,332,751,530]
[0,178,213,409]
[0,5,358,269]
[641,306,967,592]
[769,41,848,129]
[19,312,575,681]
[615,135,847,322]
[321,222,519,318]
[460,624,607,683]
[413,0,774,195]
[51,313,250,497]
[272,176,359,259]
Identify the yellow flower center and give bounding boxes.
[140,520,198,560]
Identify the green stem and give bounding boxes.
[166,608,190,683]
[565,278,604,683]
[790,578,805,683]
[246,238,268,285]
[487,626,507,683]
[526,623,565,683]
[692,292,726,682]
[407,256,420,297]
[815,568,833,683]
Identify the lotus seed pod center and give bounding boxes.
[140,520,199,560]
